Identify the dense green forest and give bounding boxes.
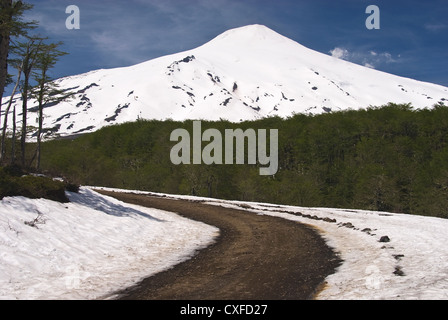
[18,103,447,218]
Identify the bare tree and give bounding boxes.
[0,58,21,163]
[14,36,43,167]
[31,41,67,170]
[0,0,36,134]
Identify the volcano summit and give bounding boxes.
[3,24,447,139]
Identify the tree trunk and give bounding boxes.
[20,74,28,167]
[36,80,44,170]
[0,62,21,163]
[0,0,13,131]
[11,104,15,164]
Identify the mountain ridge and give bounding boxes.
[2,24,447,139]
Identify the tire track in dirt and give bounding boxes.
[98,190,341,300]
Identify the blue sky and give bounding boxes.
[14,0,448,88]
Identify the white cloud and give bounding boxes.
[329,46,399,70]
[425,23,448,32]
[329,47,350,60]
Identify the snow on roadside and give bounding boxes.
[96,187,448,300]
[233,204,448,300]
[0,187,218,300]
[199,201,448,300]
[1,186,448,300]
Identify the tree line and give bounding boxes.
[38,103,448,218]
[0,0,67,169]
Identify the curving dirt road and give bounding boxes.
[97,190,341,300]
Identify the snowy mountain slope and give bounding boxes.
[2,24,448,138]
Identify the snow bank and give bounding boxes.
[1,186,448,300]
[199,200,448,300]
[0,187,218,299]
[101,187,448,300]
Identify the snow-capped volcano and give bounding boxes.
[3,24,448,138]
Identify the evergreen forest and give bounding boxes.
[21,103,447,219]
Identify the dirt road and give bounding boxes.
[98,190,341,300]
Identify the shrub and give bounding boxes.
[0,166,70,202]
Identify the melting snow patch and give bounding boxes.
[2,186,448,300]
[0,187,218,299]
